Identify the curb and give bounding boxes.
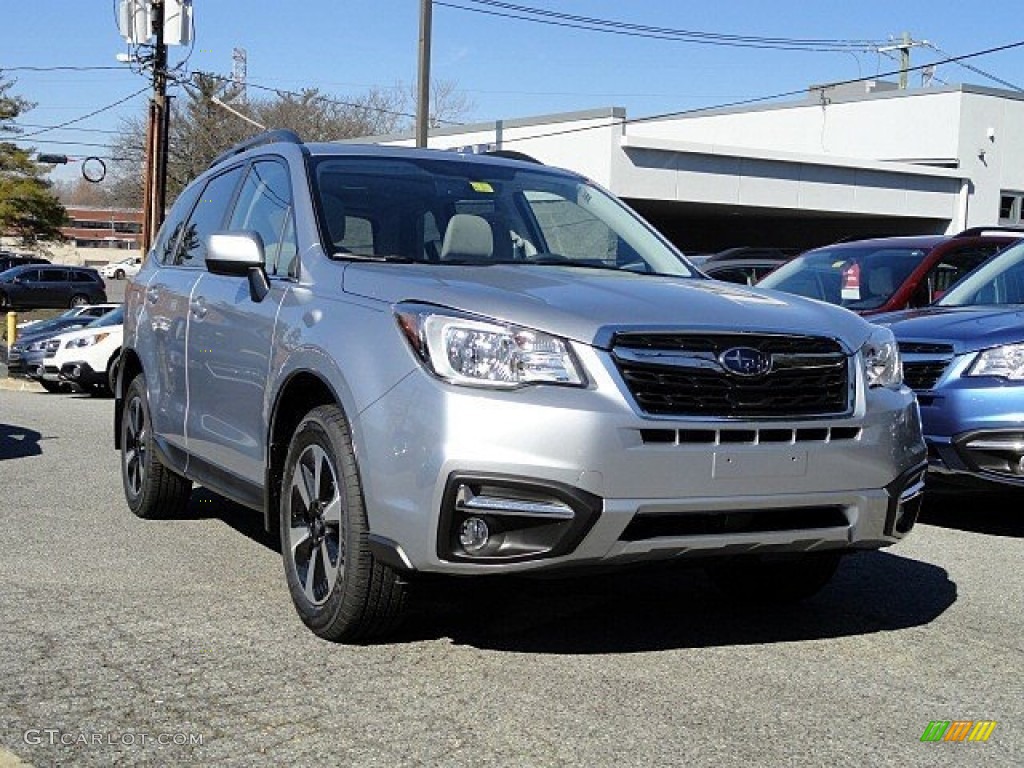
[0,377,44,393]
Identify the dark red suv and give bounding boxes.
[757,228,1024,315]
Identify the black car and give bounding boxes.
[0,252,50,273]
[0,264,107,310]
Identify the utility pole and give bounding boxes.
[878,32,928,90]
[899,31,912,90]
[415,0,432,148]
[141,0,169,250]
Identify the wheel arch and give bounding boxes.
[113,348,144,450]
[265,370,342,533]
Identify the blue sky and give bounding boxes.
[2,1,1023,183]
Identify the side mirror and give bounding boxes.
[206,231,271,303]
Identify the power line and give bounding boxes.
[489,37,1024,147]
[436,1,886,52]
[0,65,126,73]
[922,42,1023,92]
[193,71,466,126]
[1,122,125,136]
[15,88,150,140]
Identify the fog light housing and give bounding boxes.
[439,474,602,563]
[459,517,490,553]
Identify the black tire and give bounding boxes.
[121,373,191,519]
[39,380,63,393]
[706,551,842,603]
[107,350,121,395]
[114,269,125,280]
[69,294,89,308]
[280,404,407,642]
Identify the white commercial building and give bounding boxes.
[368,83,1024,253]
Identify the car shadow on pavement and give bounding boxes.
[393,551,956,653]
[919,490,1023,538]
[0,422,44,460]
[187,486,958,653]
[184,487,281,551]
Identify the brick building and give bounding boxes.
[62,207,144,251]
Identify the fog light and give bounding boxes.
[459,517,490,554]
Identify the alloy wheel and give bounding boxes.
[287,444,344,606]
[123,395,147,497]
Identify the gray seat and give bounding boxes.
[440,214,495,261]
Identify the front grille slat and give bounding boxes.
[902,361,949,391]
[613,332,850,418]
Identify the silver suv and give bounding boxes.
[115,131,927,642]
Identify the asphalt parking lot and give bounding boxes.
[0,389,1021,767]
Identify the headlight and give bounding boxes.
[967,343,1024,380]
[69,332,110,348]
[861,327,902,389]
[396,307,585,388]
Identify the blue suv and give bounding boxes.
[876,240,1024,489]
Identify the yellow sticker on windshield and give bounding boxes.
[832,261,845,268]
[470,181,494,193]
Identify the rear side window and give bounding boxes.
[41,268,68,282]
[228,160,298,277]
[71,270,98,283]
[175,166,244,267]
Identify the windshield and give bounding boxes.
[89,306,124,327]
[312,156,693,276]
[938,240,1024,306]
[758,245,928,311]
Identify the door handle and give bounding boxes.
[190,296,208,319]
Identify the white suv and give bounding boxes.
[44,306,124,393]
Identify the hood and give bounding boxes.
[874,305,1024,352]
[341,263,874,350]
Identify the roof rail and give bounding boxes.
[482,149,543,164]
[953,225,1024,238]
[208,129,303,169]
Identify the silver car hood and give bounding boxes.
[341,263,873,351]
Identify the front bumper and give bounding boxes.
[354,359,927,575]
[59,361,105,387]
[25,361,61,383]
[917,379,1024,488]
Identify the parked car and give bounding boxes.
[99,256,143,280]
[0,264,107,310]
[115,131,926,642]
[0,252,50,274]
[24,307,124,394]
[875,238,1024,490]
[700,247,797,285]
[56,306,125,394]
[16,302,120,331]
[757,229,1024,315]
[6,304,120,375]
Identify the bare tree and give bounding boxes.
[106,75,475,207]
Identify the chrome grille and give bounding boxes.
[612,332,850,418]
